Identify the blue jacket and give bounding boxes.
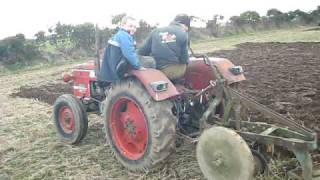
[100,29,141,82]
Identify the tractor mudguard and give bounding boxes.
[130,69,180,101]
[185,57,246,90]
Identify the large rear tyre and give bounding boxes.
[196,126,254,180]
[53,94,88,144]
[103,79,176,172]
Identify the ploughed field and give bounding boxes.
[210,42,320,133]
[1,42,320,179]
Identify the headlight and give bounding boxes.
[229,66,244,75]
[150,81,168,92]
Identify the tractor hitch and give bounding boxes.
[194,53,318,179]
[226,89,318,179]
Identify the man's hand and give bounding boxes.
[138,67,147,71]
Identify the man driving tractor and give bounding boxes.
[138,14,191,80]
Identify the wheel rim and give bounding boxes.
[59,106,75,134]
[109,97,149,160]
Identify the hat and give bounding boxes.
[174,14,191,28]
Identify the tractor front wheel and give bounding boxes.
[53,94,88,144]
[103,79,176,172]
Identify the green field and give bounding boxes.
[192,26,320,52]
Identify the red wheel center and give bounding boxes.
[110,97,149,160]
[59,106,75,134]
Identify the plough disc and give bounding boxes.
[196,126,254,180]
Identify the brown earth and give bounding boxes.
[209,42,320,133]
[10,83,71,105]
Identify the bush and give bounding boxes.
[0,34,40,65]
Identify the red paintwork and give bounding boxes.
[74,60,95,70]
[211,58,246,83]
[68,57,245,99]
[131,69,180,101]
[70,61,97,98]
[109,97,149,160]
[184,57,246,90]
[59,106,75,134]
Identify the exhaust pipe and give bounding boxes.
[63,73,73,82]
[94,24,101,78]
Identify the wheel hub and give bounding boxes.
[125,119,136,135]
[211,152,224,167]
[110,97,149,160]
[59,106,75,134]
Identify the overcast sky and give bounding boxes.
[0,0,319,39]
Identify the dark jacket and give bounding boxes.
[138,22,189,69]
[100,29,141,82]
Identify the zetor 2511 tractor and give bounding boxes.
[54,54,318,180]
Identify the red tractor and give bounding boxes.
[54,54,318,179]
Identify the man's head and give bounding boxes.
[120,16,138,35]
[174,14,191,31]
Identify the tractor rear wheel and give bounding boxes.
[103,79,176,172]
[53,94,88,144]
[196,126,254,180]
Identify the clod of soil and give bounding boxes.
[10,83,71,105]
